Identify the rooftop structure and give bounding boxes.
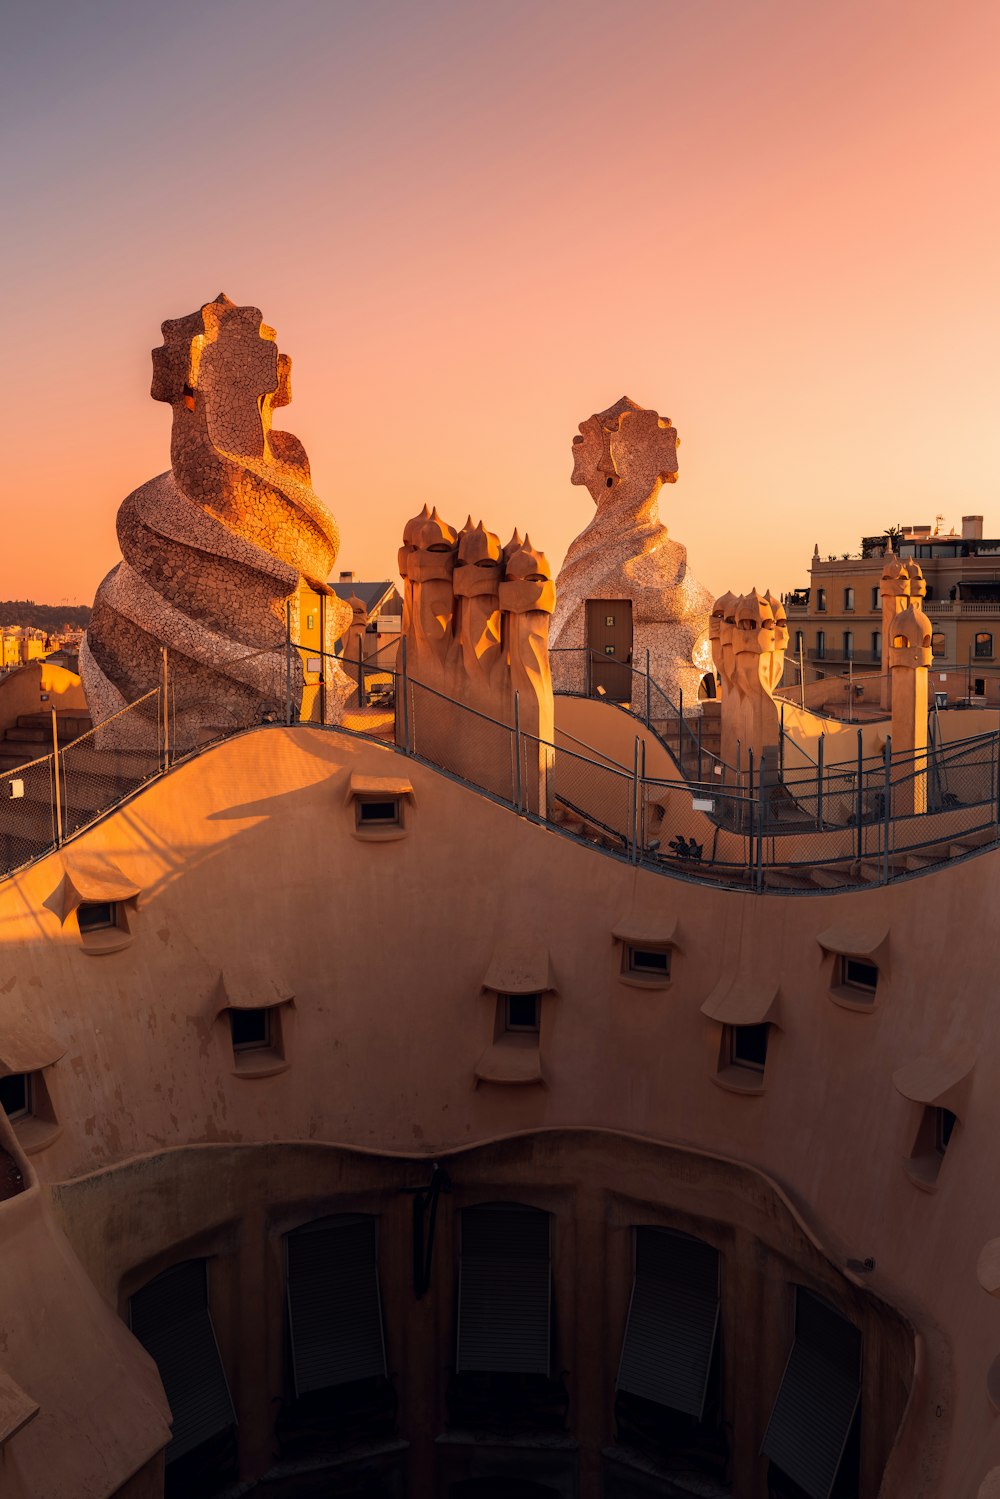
[4,321,1000,1499]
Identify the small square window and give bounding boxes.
[604,645,615,655]
[356,796,401,829]
[0,1072,30,1120]
[78,901,118,934]
[626,946,671,980]
[504,994,540,1032]
[728,1023,769,1072]
[842,957,878,994]
[230,1009,271,1052]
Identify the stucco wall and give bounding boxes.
[0,726,997,1493]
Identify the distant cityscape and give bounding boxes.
[0,602,88,671]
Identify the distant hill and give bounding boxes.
[0,601,91,631]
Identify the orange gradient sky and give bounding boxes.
[3,0,998,607]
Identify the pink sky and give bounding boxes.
[3,0,998,607]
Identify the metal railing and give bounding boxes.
[3,633,1000,897]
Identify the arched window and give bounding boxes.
[931,632,946,658]
[285,1215,387,1396]
[129,1261,236,1469]
[844,587,855,611]
[975,632,993,658]
[457,1204,551,1376]
[872,632,882,661]
[815,631,825,659]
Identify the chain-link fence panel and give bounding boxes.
[60,690,163,839]
[0,756,57,878]
[406,679,516,805]
[547,739,635,855]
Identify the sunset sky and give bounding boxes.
[3,0,998,607]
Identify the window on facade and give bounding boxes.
[931,632,946,657]
[815,631,825,659]
[77,901,119,934]
[504,994,540,1033]
[871,585,880,610]
[617,1228,721,1424]
[0,1072,30,1120]
[975,633,993,659]
[285,1215,387,1396]
[794,630,804,654]
[844,587,855,611]
[843,632,854,661]
[841,957,878,996]
[906,1105,958,1189]
[872,632,882,661]
[762,1288,861,1499]
[229,1008,270,1052]
[355,796,401,828]
[625,945,671,981]
[726,1023,769,1073]
[456,1204,551,1376]
[129,1261,236,1471]
[816,589,827,612]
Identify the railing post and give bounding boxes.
[779,700,785,777]
[856,727,864,859]
[640,737,647,856]
[817,734,824,829]
[747,747,754,853]
[400,636,411,755]
[678,687,684,775]
[645,648,651,727]
[357,634,364,711]
[51,708,62,848]
[161,646,170,771]
[513,691,523,814]
[799,640,805,709]
[697,714,703,783]
[285,600,292,726]
[757,749,767,892]
[883,734,892,883]
[632,736,640,863]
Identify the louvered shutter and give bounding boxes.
[616,1227,720,1419]
[761,1288,862,1499]
[457,1204,551,1375]
[286,1215,387,1396]
[129,1260,235,1463]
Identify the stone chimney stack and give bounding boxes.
[890,602,932,816]
[962,516,984,541]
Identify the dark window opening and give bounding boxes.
[975,632,993,658]
[626,946,671,979]
[842,957,877,994]
[615,1228,726,1481]
[936,1106,957,1155]
[844,588,855,611]
[78,901,118,933]
[763,1288,862,1499]
[505,994,540,1032]
[450,1204,561,1432]
[0,1072,30,1119]
[129,1261,236,1494]
[816,589,827,612]
[356,797,401,828]
[728,1023,769,1072]
[230,1008,270,1052]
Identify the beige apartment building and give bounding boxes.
[784,516,1000,691]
